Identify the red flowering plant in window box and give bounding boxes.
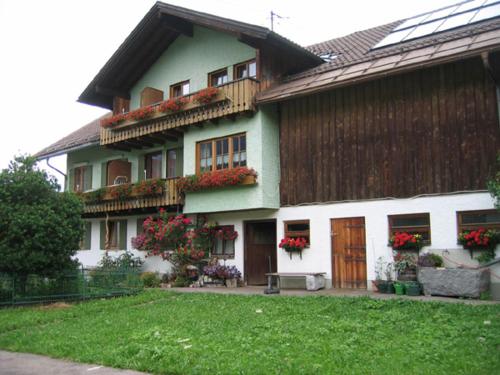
[193,87,220,104]
[126,105,156,121]
[158,97,189,113]
[176,167,257,193]
[134,179,164,197]
[279,237,308,259]
[389,232,423,250]
[109,183,132,201]
[101,113,126,128]
[458,228,498,261]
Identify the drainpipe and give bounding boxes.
[45,157,67,179]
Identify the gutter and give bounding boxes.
[35,141,99,161]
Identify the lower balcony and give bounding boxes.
[80,178,181,215]
[100,78,259,149]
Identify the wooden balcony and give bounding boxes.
[100,78,259,147]
[83,178,181,214]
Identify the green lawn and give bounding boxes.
[0,291,499,375]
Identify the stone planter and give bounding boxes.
[225,278,238,288]
[417,267,490,298]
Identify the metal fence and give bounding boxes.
[0,268,143,306]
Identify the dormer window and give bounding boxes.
[208,68,228,87]
[235,60,257,79]
[170,80,190,98]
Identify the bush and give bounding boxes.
[140,272,161,288]
[417,253,444,267]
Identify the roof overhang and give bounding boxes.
[78,1,322,110]
[257,28,500,104]
[35,141,100,160]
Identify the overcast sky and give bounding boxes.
[0,0,459,185]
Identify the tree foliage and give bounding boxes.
[487,155,500,209]
[0,155,84,276]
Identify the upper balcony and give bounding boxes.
[100,78,259,149]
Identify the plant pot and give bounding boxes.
[397,269,417,282]
[375,281,387,293]
[386,282,395,294]
[404,282,421,296]
[394,282,405,295]
[225,278,238,288]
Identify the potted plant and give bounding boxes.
[393,281,405,295]
[279,237,308,259]
[458,227,498,263]
[373,257,394,293]
[393,252,417,281]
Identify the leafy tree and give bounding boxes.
[0,155,84,278]
[487,155,500,209]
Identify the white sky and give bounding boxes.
[0,0,459,185]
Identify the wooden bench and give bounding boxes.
[264,272,326,294]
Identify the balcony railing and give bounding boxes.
[82,178,181,214]
[100,78,259,146]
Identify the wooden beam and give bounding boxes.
[105,144,131,152]
[140,135,167,145]
[159,14,194,37]
[164,129,183,137]
[95,86,130,100]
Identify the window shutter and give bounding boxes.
[84,166,93,191]
[101,162,107,188]
[83,222,92,249]
[138,156,145,182]
[119,220,128,250]
[100,221,106,250]
[68,168,75,192]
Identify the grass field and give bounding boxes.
[0,290,499,374]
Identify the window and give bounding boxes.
[208,68,228,87]
[388,213,431,243]
[167,149,179,178]
[232,134,246,167]
[170,80,190,97]
[80,222,92,250]
[144,151,162,179]
[196,134,246,173]
[212,225,235,258]
[457,210,500,233]
[73,165,92,192]
[234,60,257,79]
[100,220,127,250]
[284,220,310,244]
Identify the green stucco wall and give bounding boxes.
[182,107,280,214]
[129,25,256,110]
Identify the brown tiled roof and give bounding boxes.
[305,21,402,70]
[258,15,500,103]
[35,113,110,159]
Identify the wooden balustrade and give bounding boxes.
[83,178,181,214]
[100,78,259,146]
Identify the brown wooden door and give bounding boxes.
[331,217,367,289]
[244,221,277,285]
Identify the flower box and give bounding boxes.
[101,89,227,131]
[177,167,257,193]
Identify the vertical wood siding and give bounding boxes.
[279,58,500,205]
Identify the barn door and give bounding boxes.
[331,217,367,289]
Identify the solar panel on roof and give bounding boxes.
[371,0,500,50]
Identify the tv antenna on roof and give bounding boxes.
[270,10,288,31]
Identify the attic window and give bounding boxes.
[319,52,338,62]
